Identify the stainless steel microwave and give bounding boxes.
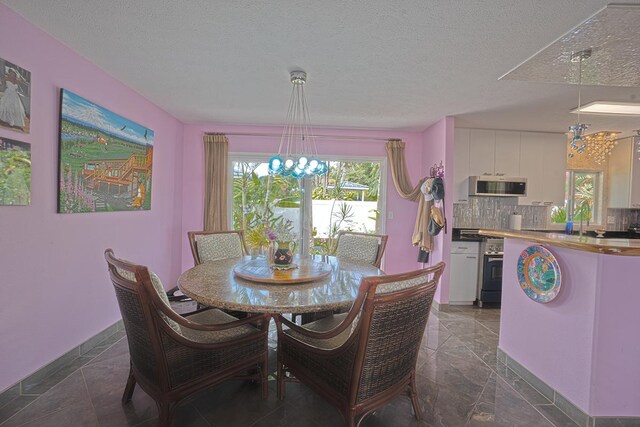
[469,176,527,197]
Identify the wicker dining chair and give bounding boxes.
[294,231,389,325]
[104,249,269,427]
[334,231,388,268]
[187,230,248,265]
[275,262,445,427]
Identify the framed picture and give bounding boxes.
[0,137,31,205]
[57,89,154,213]
[0,57,31,133]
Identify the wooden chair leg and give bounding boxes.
[261,355,269,400]
[157,402,174,427]
[409,373,422,420]
[121,364,136,403]
[276,360,285,401]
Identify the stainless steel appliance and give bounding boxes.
[477,238,504,307]
[469,176,527,197]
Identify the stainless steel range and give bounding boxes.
[477,238,504,307]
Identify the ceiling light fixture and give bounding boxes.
[268,71,327,178]
[568,48,592,159]
[571,101,640,116]
[581,131,619,164]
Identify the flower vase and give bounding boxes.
[267,242,277,267]
[273,241,295,266]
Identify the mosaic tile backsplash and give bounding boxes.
[454,197,640,231]
[453,197,550,230]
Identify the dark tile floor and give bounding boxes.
[0,305,579,426]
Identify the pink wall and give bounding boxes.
[180,124,426,274]
[421,117,454,303]
[0,5,184,392]
[499,238,640,416]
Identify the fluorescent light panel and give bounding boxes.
[571,101,640,116]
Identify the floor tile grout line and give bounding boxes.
[463,372,494,427]
[79,369,101,426]
[456,318,575,427]
[0,337,125,427]
[190,402,214,427]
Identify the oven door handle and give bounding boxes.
[486,257,503,262]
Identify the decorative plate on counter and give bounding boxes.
[517,245,561,303]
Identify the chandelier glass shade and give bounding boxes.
[268,71,327,178]
[581,131,619,164]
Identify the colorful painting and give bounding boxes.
[0,137,31,205]
[517,245,562,303]
[0,58,31,133]
[58,89,154,213]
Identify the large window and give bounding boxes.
[551,170,603,225]
[229,154,386,255]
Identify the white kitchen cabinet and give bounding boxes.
[453,128,470,203]
[518,132,567,206]
[540,133,567,207]
[494,131,521,176]
[468,129,496,177]
[449,242,480,305]
[608,137,640,208]
[453,128,565,206]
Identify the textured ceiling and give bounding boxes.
[501,4,640,87]
[3,0,640,135]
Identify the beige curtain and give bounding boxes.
[203,133,229,231]
[386,139,432,252]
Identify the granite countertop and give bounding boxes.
[178,255,384,314]
[479,229,640,256]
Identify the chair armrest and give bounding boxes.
[152,293,270,332]
[275,299,364,340]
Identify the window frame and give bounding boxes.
[554,169,603,226]
[227,152,388,235]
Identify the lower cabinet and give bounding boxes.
[449,242,480,305]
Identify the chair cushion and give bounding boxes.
[180,309,258,343]
[336,234,379,265]
[195,233,243,262]
[284,313,355,350]
[115,267,181,334]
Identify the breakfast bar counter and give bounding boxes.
[479,229,640,423]
[479,229,640,255]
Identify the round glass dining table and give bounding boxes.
[178,255,384,314]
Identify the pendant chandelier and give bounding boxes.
[268,71,327,178]
[582,131,619,164]
[568,49,591,158]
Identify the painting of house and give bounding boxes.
[0,137,31,205]
[57,89,154,213]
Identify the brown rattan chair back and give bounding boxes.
[335,231,388,268]
[187,230,248,265]
[104,249,269,426]
[275,262,445,427]
[353,264,443,404]
[104,249,164,389]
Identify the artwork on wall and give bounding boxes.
[0,57,31,133]
[58,89,154,213]
[0,137,31,205]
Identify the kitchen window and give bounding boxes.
[551,170,603,225]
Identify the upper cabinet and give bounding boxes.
[494,131,521,176]
[468,129,496,176]
[467,130,522,177]
[453,128,566,206]
[608,137,640,208]
[518,132,566,206]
